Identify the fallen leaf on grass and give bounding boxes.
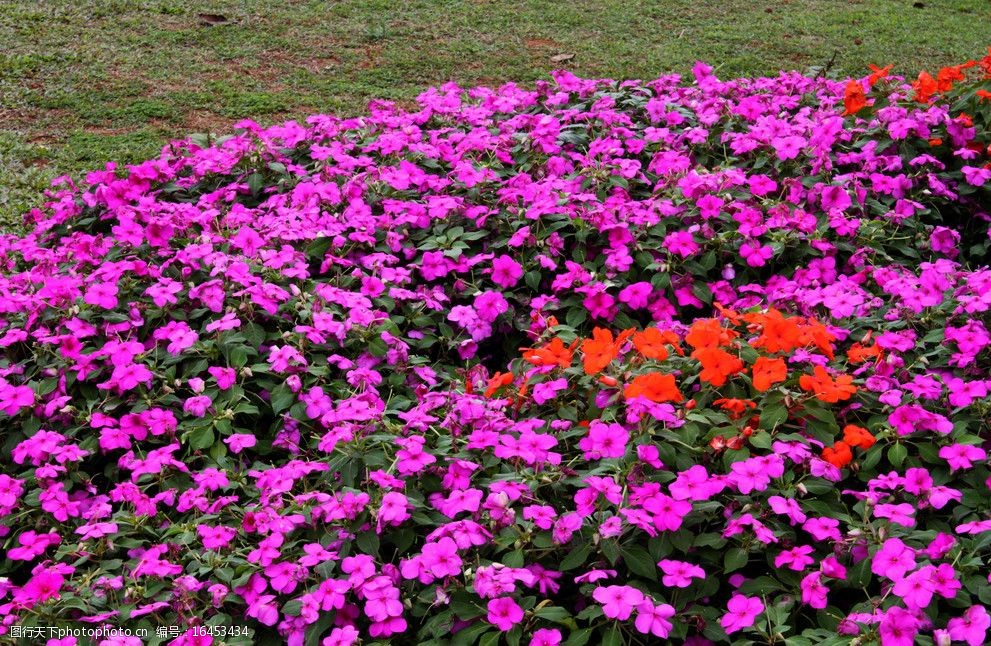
[198,13,229,26]
[550,53,575,63]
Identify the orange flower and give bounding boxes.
[867,64,893,87]
[632,327,670,360]
[847,342,882,364]
[750,309,802,354]
[842,424,876,449]
[581,327,634,375]
[713,397,757,420]
[843,80,867,116]
[693,347,745,387]
[624,372,683,403]
[751,356,787,392]
[799,366,857,403]
[978,90,991,103]
[936,65,966,93]
[912,71,939,103]
[484,371,514,398]
[685,318,736,350]
[822,441,853,468]
[714,302,743,325]
[521,337,579,369]
[796,318,836,360]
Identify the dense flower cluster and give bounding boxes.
[0,51,990,645]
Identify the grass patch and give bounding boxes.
[0,0,988,226]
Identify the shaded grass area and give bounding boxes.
[1,0,989,230]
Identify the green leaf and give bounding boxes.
[888,442,907,469]
[724,547,748,572]
[563,628,594,646]
[601,625,623,646]
[186,427,215,451]
[269,384,295,414]
[622,544,658,581]
[534,606,572,623]
[560,544,593,571]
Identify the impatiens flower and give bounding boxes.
[529,628,562,646]
[879,606,920,646]
[872,538,916,581]
[593,585,644,620]
[720,594,764,634]
[939,443,986,473]
[487,596,524,631]
[657,560,705,587]
[751,356,787,391]
[800,571,829,609]
[947,605,990,646]
[578,420,629,460]
[0,383,35,416]
[224,433,256,453]
[490,255,524,288]
[634,599,675,638]
[624,372,683,403]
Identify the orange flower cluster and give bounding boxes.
[685,318,744,387]
[799,365,857,403]
[822,424,877,468]
[582,328,635,375]
[521,337,579,369]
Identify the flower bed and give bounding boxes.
[0,52,990,646]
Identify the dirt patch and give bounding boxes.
[525,38,560,49]
[182,110,234,135]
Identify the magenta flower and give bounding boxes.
[871,538,916,581]
[578,420,629,460]
[490,255,523,288]
[529,628,562,646]
[634,599,675,637]
[487,596,524,631]
[720,594,764,634]
[0,383,35,416]
[939,443,986,473]
[947,606,990,646]
[657,559,705,587]
[224,433,256,453]
[878,606,920,646]
[593,585,644,621]
[800,571,829,609]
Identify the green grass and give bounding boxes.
[1,0,989,230]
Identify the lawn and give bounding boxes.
[0,0,988,229]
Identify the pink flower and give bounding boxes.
[939,443,986,473]
[771,135,805,160]
[739,240,773,267]
[224,433,256,453]
[197,524,237,550]
[420,537,462,579]
[377,492,411,533]
[634,599,675,637]
[871,538,916,581]
[800,571,828,609]
[578,420,629,460]
[657,560,705,587]
[19,569,64,604]
[947,605,990,646]
[879,606,919,646]
[490,255,523,288]
[775,545,815,571]
[83,281,119,309]
[487,596,524,631]
[0,383,35,415]
[593,585,644,620]
[720,594,764,634]
[529,628,562,646]
[183,395,212,418]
